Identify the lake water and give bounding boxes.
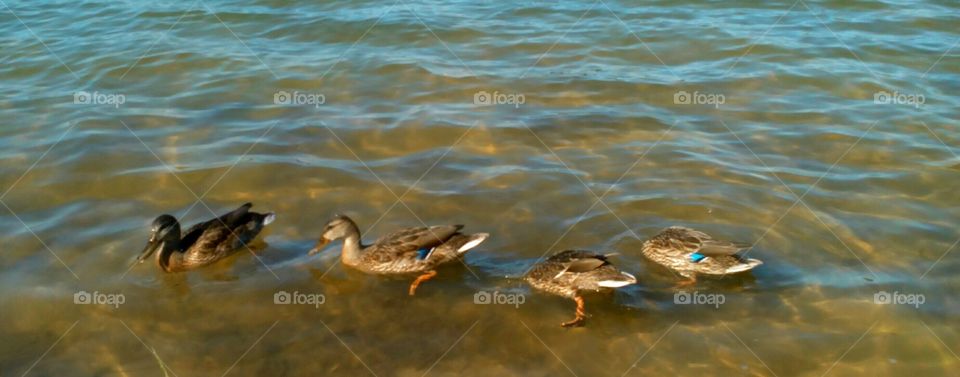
[1,0,958,376]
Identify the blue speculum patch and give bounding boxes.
[690,252,707,263]
[416,248,431,260]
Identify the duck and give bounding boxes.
[135,203,275,272]
[525,250,637,327]
[640,226,762,286]
[308,214,489,295]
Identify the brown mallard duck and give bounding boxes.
[135,203,275,272]
[525,250,637,327]
[640,226,762,286]
[308,214,489,295]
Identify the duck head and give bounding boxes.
[308,215,358,256]
[136,214,181,265]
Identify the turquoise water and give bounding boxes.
[1,0,959,376]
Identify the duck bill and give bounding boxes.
[135,239,161,265]
[308,239,329,256]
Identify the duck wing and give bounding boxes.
[368,224,464,261]
[698,239,752,256]
[180,203,254,251]
[531,250,636,289]
[563,257,608,272]
[548,250,609,276]
[659,226,749,256]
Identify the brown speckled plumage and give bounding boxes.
[137,203,275,272]
[358,224,474,273]
[310,215,489,295]
[525,250,636,327]
[641,226,763,279]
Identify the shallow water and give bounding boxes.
[1,0,959,376]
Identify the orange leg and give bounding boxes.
[408,270,438,296]
[560,296,587,327]
[674,275,697,288]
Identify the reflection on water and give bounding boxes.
[1,0,959,376]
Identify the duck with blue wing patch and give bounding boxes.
[308,214,489,295]
[640,226,763,287]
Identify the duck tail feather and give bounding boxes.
[726,258,763,274]
[262,212,277,226]
[456,233,489,253]
[598,271,637,288]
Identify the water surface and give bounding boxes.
[1,0,959,376]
